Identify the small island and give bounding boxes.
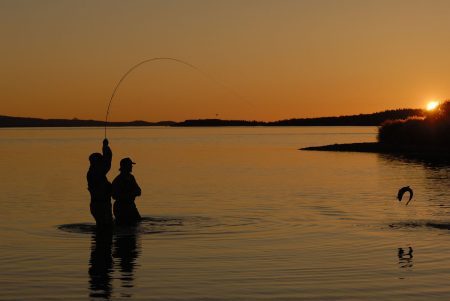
[302,101,450,158]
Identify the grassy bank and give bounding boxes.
[302,101,450,157]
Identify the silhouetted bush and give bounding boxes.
[378,101,450,147]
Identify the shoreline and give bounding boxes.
[301,142,450,157]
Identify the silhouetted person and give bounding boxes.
[87,139,113,227]
[88,229,113,299]
[112,158,141,225]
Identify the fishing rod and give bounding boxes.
[104,57,245,138]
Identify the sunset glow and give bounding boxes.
[3,1,450,121]
[426,101,440,111]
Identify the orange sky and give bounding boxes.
[1,0,450,121]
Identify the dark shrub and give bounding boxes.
[378,100,450,147]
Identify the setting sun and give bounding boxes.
[426,101,440,111]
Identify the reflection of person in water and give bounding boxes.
[88,230,113,299]
[112,158,142,225]
[114,232,141,290]
[88,230,141,299]
[87,139,113,227]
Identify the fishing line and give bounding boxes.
[104,57,247,138]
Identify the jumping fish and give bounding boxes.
[397,186,413,206]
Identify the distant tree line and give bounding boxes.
[0,108,424,128]
[174,119,262,126]
[175,109,423,127]
[268,109,423,126]
[0,115,175,127]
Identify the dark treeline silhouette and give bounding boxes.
[0,115,175,127]
[173,109,424,126]
[378,101,450,147]
[269,109,423,126]
[1,108,422,127]
[175,119,262,126]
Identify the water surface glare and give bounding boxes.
[2,126,450,300]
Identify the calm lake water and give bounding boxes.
[2,126,450,300]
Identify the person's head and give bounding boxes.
[89,152,103,166]
[119,157,136,173]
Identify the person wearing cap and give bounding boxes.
[112,157,142,225]
[87,138,113,228]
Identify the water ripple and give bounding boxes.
[56,215,269,238]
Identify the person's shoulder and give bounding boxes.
[112,173,122,182]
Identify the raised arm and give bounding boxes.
[102,138,112,174]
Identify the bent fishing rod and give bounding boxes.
[104,57,245,138]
